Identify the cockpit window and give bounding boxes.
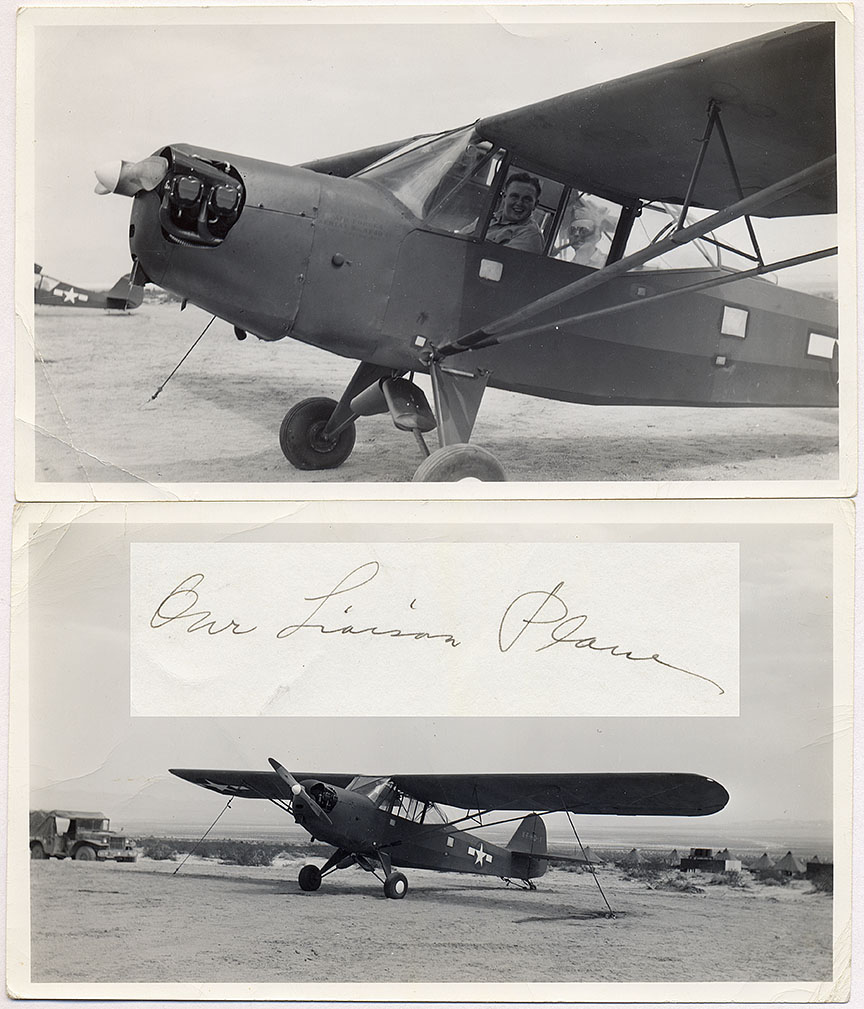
[484,167,563,254]
[550,192,621,268]
[345,775,431,823]
[356,126,504,229]
[347,775,393,803]
[624,203,725,270]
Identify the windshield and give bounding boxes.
[76,819,110,831]
[355,126,503,229]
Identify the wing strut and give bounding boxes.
[432,155,836,360]
[449,245,837,350]
[563,807,615,918]
[677,99,763,267]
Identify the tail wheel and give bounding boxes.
[73,845,97,861]
[279,397,356,470]
[30,843,47,860]
[298,864,322,891]
[413,444,506,482]
[383,871,408,899]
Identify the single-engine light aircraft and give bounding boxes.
[170,759,729,900]
[97,23,838,480]
[34,263,143,311]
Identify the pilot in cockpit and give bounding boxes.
[485,173,545,253]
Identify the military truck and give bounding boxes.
[29,810,138,862]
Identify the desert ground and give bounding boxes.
[27,304,839,486]
[29,856,832,985]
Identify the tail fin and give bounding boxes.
[105,274,144,310]
[507,813,548,880]
[508,813,547,855]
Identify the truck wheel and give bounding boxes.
[74,845,97,861]
[30,843,47,859]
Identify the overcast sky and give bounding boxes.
[27,11,838,288]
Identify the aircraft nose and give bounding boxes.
[94,156,169,197]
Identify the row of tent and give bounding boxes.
[610,848,821,873]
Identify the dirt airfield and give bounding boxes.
[29,856,831,985]
[29,303,839,486]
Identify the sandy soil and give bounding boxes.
[28,304,839,486]
[29,857,832,984]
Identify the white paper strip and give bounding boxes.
[131,542,739,717]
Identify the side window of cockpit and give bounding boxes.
[483,169,563,254]
[550,192,621,268]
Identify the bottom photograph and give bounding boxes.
[8,500,851,1002]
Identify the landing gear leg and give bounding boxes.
[413,363,506,481]
[371,851,409,899]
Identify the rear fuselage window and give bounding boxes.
[806,332,837,359]
[720,305,749,338]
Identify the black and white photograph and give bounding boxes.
[14,4,855,498]
[8,500,852,1000]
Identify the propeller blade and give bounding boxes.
[268,757,332,824]
[94,156,169,197]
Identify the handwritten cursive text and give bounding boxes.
[498,581,723,694]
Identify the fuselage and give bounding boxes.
[127,141,838,408]
[291,778,546,881]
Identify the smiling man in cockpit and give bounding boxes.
[486,172,544,253]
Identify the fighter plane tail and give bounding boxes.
[105,274,144,310]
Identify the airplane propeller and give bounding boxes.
[268,757,332,825]
[94,156,169,197]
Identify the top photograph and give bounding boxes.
[15,4,856,500]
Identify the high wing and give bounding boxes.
[169,768,355,799]
[391,773,729,817]
[477,23,834,217]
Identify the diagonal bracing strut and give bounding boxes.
[432,155,836,359]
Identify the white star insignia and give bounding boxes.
[468,843,492,867]
[61,287,80,303]
[201,778,242,794]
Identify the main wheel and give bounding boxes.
[74,845,97,861]
[279,397,356,470]
[298,864,322,891]
[30,843,47,860]
[383,871,408,899]
[413,444,506,482]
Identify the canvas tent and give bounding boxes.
[774,851,807,875]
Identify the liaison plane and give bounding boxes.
[34,263,144,311]
[96,23,837,480]
[170,758,729,900]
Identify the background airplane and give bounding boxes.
[170,759,729,901]
[94,23,838,480]
[34,263,144,311]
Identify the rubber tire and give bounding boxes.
[413,444,506,482]
[298,864,322,891]
[73,845,97,861]
[30,843,47,860]
[279,397,356,470]
[383,871,408,899]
